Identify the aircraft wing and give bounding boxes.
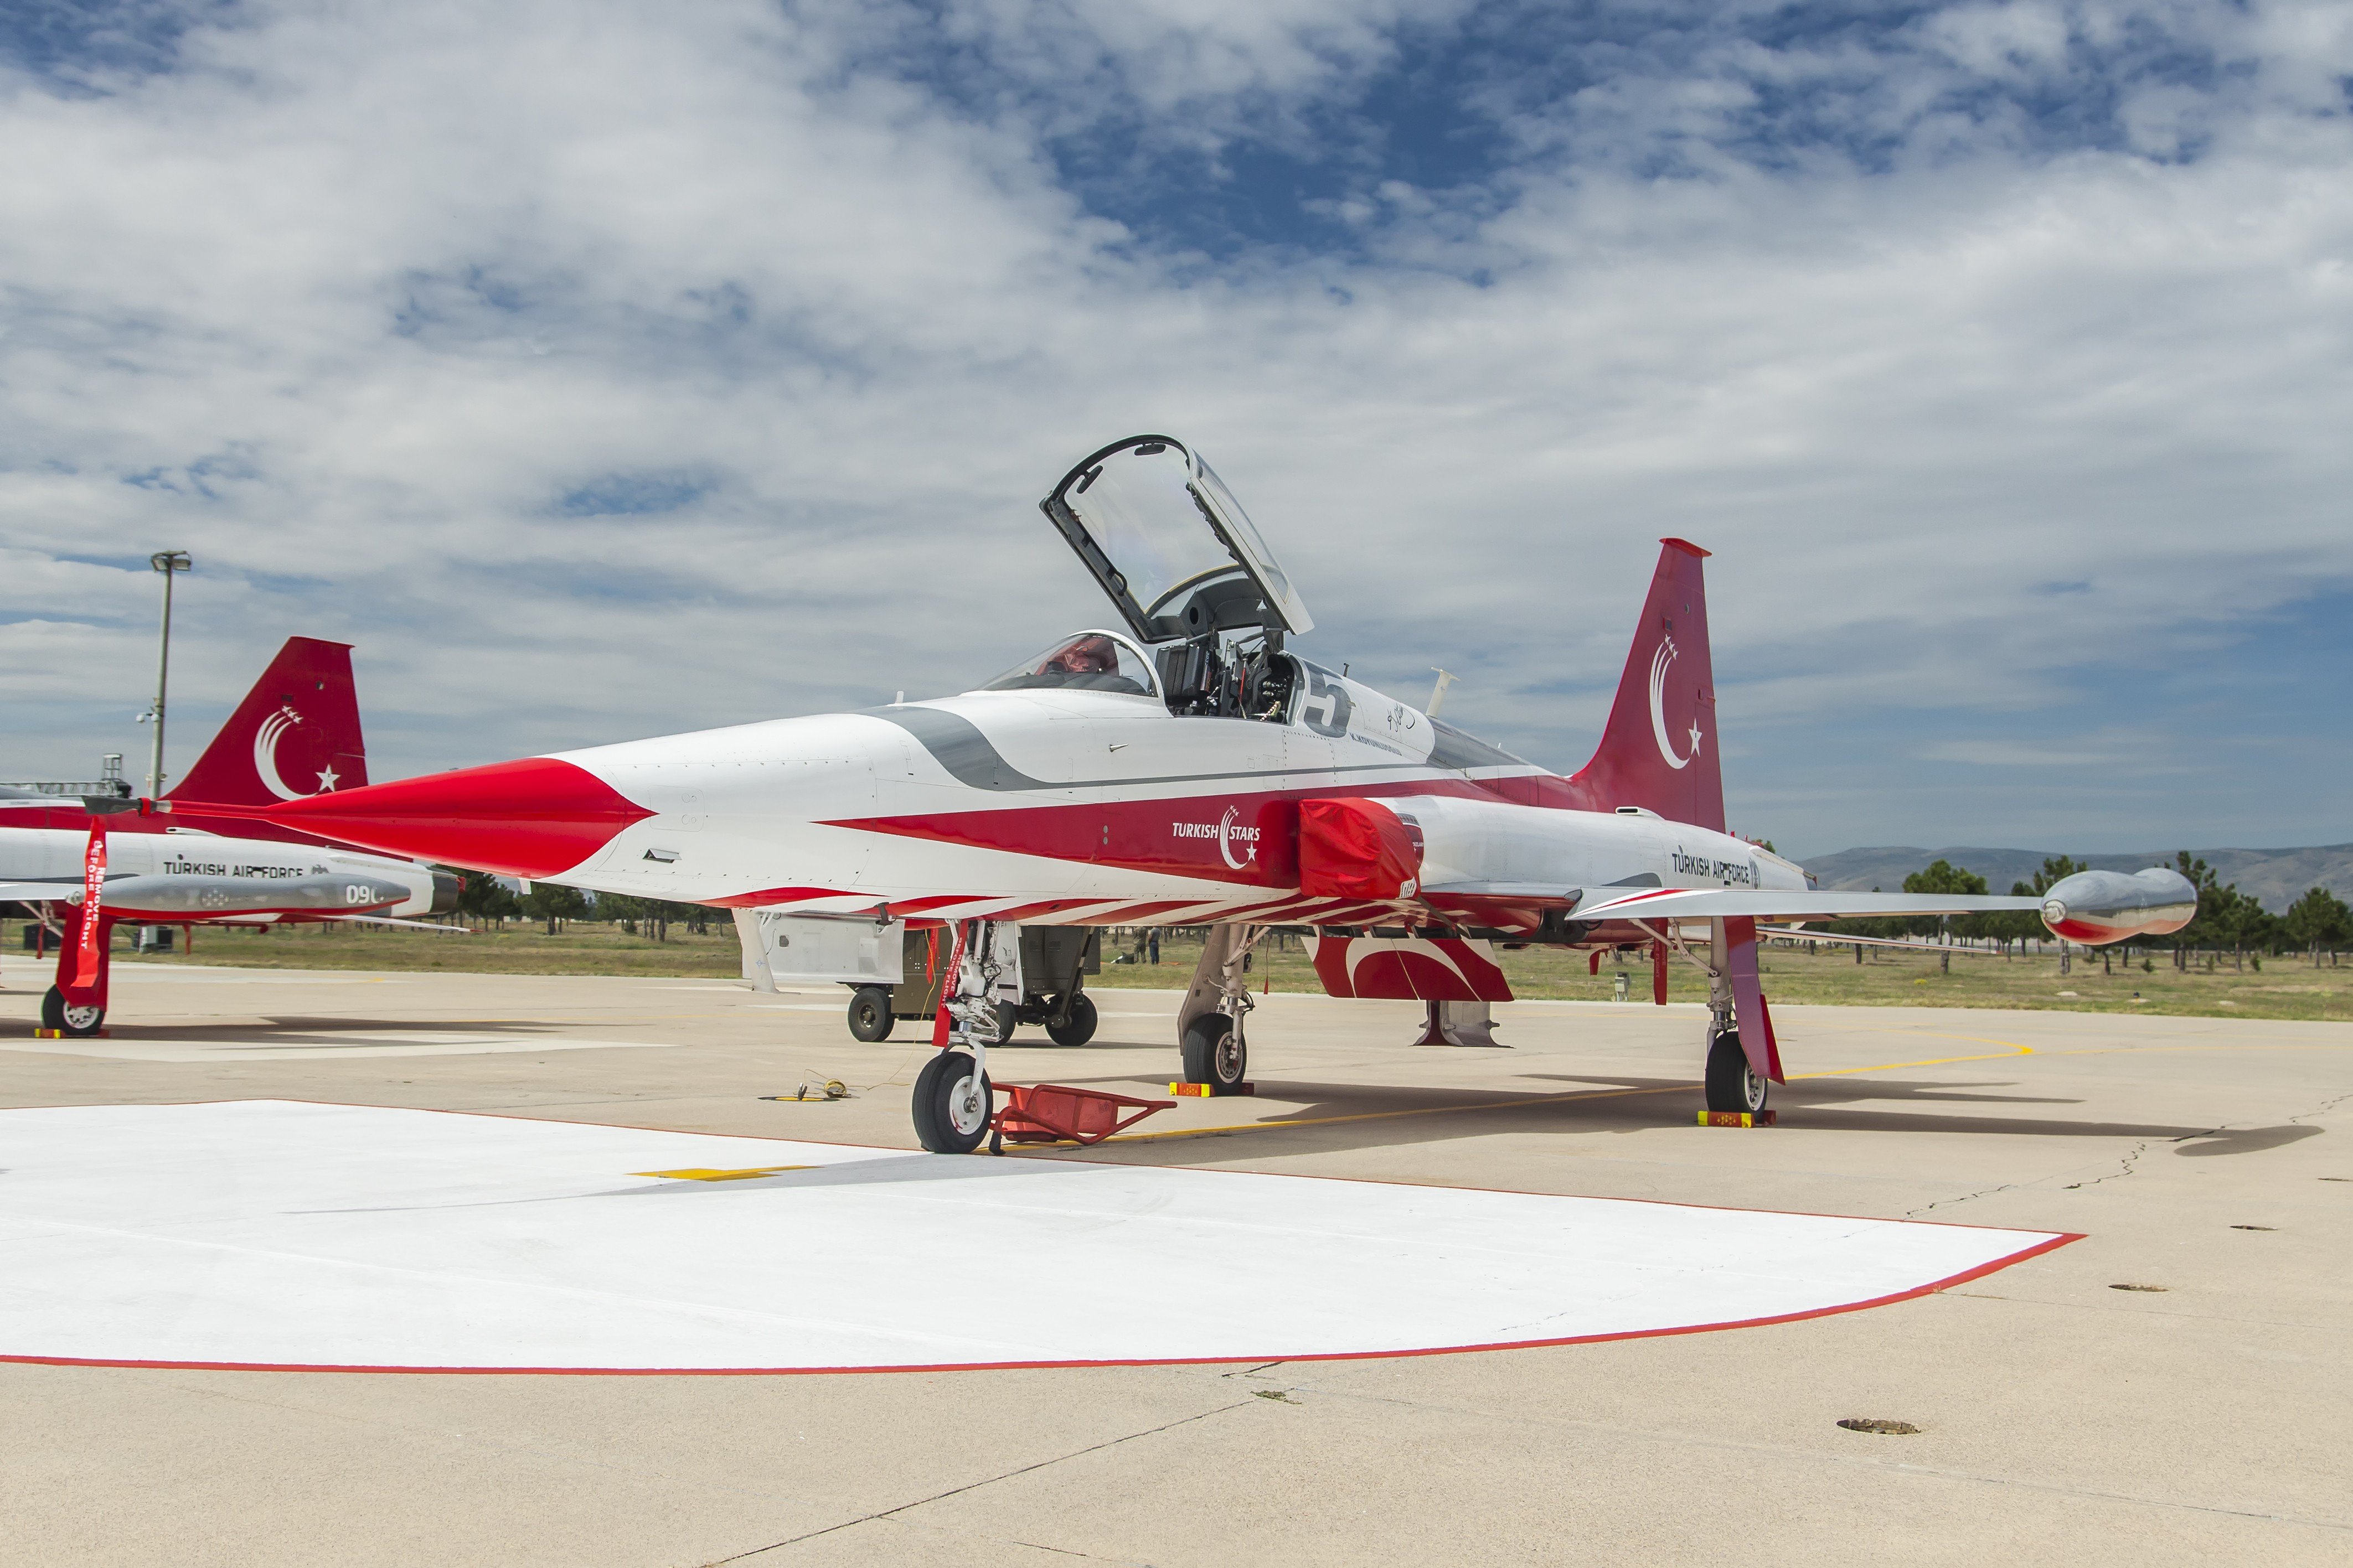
[1572,888,2043,923]
[0,881,78,905]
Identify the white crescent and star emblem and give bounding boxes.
[1217,805,1255,871]
[1648,636,1702,772]
[254,705,339,799]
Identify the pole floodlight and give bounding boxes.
[146,550,192,798]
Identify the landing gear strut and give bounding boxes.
[1176,924,1258,1094]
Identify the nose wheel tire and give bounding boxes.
[40,986,105,1038]
[1704,1028,1768,1115]
[1046,992,1097,1047]
[1181,1013,1247,1094]
[847,986,894,1042]
[912,1050,993,1154]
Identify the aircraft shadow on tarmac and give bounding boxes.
[68,1016,603,1042]
[960,1053,2327,1166]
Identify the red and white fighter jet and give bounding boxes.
[158,436,2196,1147]
[3,639,460,1036]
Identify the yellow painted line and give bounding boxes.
[635,1166,815,1182]
[1787,1043,2036,1079]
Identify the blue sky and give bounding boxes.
[2,0,2348,856]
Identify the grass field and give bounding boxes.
[32,918,2347,1022]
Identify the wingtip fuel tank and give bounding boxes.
[2039,867,2199,945]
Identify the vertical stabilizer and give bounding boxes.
[168,638,368,808]
[1567,540,1724,831]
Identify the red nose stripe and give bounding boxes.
[256,757,652,878]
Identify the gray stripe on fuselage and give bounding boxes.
[859,706,1520,794]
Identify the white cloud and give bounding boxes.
[1,0,2348,850]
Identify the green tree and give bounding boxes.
[2027,855,2087,896]
[520,883,590,935]
[2283,886,2351,966]
[1902,859,1988,972]
[445,867,520,929]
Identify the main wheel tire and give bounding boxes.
[40,986,104,1038]
[1704,1028,1768,1114]
[912,1050,992,1154]
[847,986,894,1042]
[1046,992,1098,1047]
[1180,1012,1247,1094]
[991,1000,1020,1043]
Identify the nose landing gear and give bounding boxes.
[912,1048,993,1155]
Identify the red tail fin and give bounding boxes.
[167,638,368,807]
[1567,540,1724,832]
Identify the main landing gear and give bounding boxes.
[1701,933,1767,1116]
[1643,917,1771,1117]
[1705,1026,1767,1115]
[1176,924,1259,1095]
[41,985,106,1037]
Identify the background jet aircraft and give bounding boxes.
[3,638,458,1036]
[160,436,2195,1148]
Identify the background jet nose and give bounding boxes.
[252,757,653,879]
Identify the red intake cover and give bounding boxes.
[1298,797,1423,901]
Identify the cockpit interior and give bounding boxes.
[985,628,1299,724]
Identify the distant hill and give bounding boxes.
[1799,845,2353,913]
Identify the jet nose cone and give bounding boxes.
[260,757,653,878]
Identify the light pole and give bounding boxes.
[143,550,192,797]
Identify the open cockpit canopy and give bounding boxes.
[1040,436,1313,645]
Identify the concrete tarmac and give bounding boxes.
[1,963,2346,1566]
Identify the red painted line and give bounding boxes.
[886,894,994,917]
[0,1235,2075,1379]
[703,886,858,910]
[1086,901,1222,923]
[984,899,1122,923]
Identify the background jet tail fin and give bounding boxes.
[1567,539,1725,832]
[167,638,368,807]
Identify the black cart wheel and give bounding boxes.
[1180,1012,1247,1093]
[912,1050,992,1154]
[847,986,894,1042]
[1046,992,1098,1047]
[41,986,105,1038]
[1704,1028,1768,1114]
